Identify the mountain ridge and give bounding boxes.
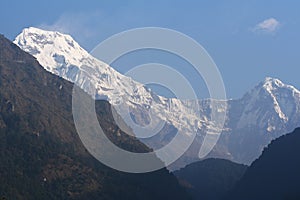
[14,27,300,168]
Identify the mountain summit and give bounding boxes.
[14,27,90,70]
[14,27,300,167]
[237,77,300,131]
[14,27,129,99]
[222,77,300,164]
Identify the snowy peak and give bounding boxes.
[14,27,99,74]
[262,77,284,90]
[246,77,300,95]
[13,27,157,104]
[15,27,85,54]
[261,77,300,122]
[14,27,130,98]
[244,77,300,103]
[238,77,300,130]
[261,77,300,94]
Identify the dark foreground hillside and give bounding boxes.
[225,127,300,200]
[174,158,247,200]
[0,34,190,200]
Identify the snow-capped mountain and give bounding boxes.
[14,27,227,167]
[222,77,300,164]
[237,77,300,131]
[14,27,300,168]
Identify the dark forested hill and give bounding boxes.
[174,158,247,200]
[225,127,300,200]
[0,34,190,200]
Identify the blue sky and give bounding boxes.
[1,0,300,98]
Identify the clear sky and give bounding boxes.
[1,0,300,98]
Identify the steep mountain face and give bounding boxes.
[223,77,300,164]
[224,127,300,200]
[234,77,300,133]
[0,34,190,199]
[14,27,300,168]
[14,27,217,132]
[174,158,247,200]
